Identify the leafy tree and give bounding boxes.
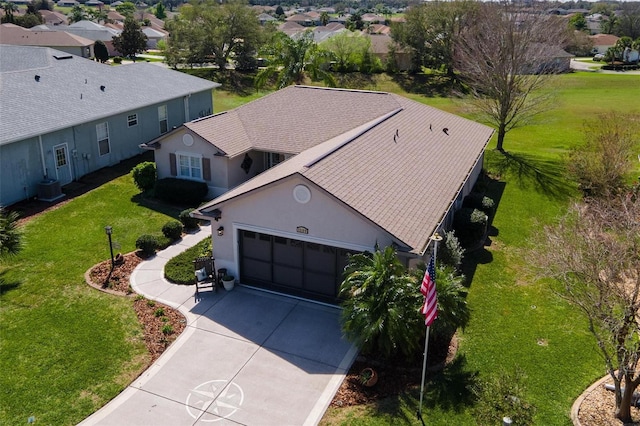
[255,31,335,89]
[67,5,87,23]
[569,13,587,31]
[15,9,43,27]
[601,14,619,35]
[154,2,166,20]
[566,112,639,198]
[346,12,363,31]
[565,29,594,57]
[94,40,109,63]
[539,194,640,423]
[454,1,568,152]
[0,207,21,257]
[166,0,262,70]
[115,1,136,17]
[33,0,51,11]
[339,246,423,359]
[393,0,476,78]
[275,5,284,19]
[112,16,147,60]
[87,6,108,24]
[320,11,329,26]
[615,2,640,39]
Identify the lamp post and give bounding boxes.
[105,226,114,269]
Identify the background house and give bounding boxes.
[0,23,94,58]
[589,33,620,54]
[149,86,493,303]
[0,45,219,207]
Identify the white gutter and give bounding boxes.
[38,135,47,179]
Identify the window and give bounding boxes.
[96,122,110,156]
[127,113,138,127]
[158,105,168,134]
[264,152,284,169]
[178,153,202,180]
[54,146,67,167]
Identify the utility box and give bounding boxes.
[37,179,63,202]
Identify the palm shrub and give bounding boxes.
[339,246,423,360]
[0,206,21,256]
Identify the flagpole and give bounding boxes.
[418,232,442,420]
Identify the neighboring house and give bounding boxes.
[285,13,319,27]
[361,13,386,25]
[41,21,121,55]
[279,21,305,37]
[367,24,391,35]
[0,45,219,207]
[589,33,620,54]
[0,23,94,58]
[142,27,167,49]
[144,86,493,303]
[586,13,606,35]
[540,47,574,73]
[39,10,68,26]
[310,24,345,43]
[57,0,78,6]
[258,13,277,26]
[367,33,411,71]
[106,10,126,24]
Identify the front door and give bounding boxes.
[53,143,73,184]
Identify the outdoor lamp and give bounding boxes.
[217,226,224,236]
[105,226,115,269]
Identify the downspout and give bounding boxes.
[184,94,191,122]
[38,135,47,179]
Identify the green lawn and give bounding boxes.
[0,72,635,425]
[0,168,178,425]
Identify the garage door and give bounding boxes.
[239,230,354,303]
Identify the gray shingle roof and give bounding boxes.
[194,86,494,255]
[0,45,219,146]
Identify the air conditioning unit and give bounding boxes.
[37,179,64,202]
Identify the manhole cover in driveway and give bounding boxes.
[185,380,244,422]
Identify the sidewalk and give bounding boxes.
[80,224,357,426]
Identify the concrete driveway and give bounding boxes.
[80,227,357,426]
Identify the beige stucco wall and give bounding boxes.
[211,174,399,279]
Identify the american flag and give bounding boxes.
[420,256,438,326]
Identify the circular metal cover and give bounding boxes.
[293,185,311,204]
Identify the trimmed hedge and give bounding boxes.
[179,208,199,230]
[162,220,183,241]
[136,234,157,256]
[154,178,208,206]
[165,238,213,284]
[131,162,157,192]
[453,208,488,247]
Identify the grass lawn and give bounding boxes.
[0,166,178,425]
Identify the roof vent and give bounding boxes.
[35,75,40,82]
[53,55,73,60]
[100,85,105,92]
[442,128,449,135]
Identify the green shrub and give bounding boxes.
[162,220,183,241]
[146,299,156,307]
[154,178,208,206]
[164,238,212,284]
[179,208,199,230]
[131,162,157,192]
[453,208,488,247]
[162,324,173,335]
[154,308,165,317]
[463,192,495,217]
[439,230,465,269]
[113,56,122,64]
[136,234,158,256]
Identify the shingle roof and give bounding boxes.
[0,45,219,146]
[0,24,93,47]
[194,86,494,255]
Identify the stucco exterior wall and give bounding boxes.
[211,174,397,279]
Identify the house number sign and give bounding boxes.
[296,226,309,234]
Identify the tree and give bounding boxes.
[166,0,262,70]
[320,11,329,26]
[67,5,87,24]
[339,246,423,359]
[615,2,640,39]
[275,5,284,19]
[94,40,109,63]
[0,2,18,24]
[454,1,568,152]
[33,0,51,11]
[115,1,136,17]
[346,12,363,31]
[565,29,594,57]
[539,194,640,423]
[112,16,147,60]
[255,31,335,89]
[0,207,21,257]
[319,31,379,73]
[154,2,166,20]
[393,1,476,79]
[569,13,587,31]
[566,112,639,198]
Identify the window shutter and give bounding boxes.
[169,153,177,176]
[202,157,211,181]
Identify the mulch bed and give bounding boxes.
[86,252,186,362]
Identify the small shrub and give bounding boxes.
[146,299,156,307]
[154,234,172,250]
[136,234,158,256]
[162,220,183,241]
[131,162,157,192]
[113,56,122,64]
[135,294,145,301]
[463,192,495,218]
[454,208,488,247]
[162,324,173,335]
[154,308,165,317]
[154,178,208,206]
[179,208,199,230]
[439,230,465,269]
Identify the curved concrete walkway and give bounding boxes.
[80,224,358,426]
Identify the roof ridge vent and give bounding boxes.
[53,55,73,60]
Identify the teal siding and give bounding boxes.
[1,89,213,206]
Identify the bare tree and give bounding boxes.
[539,193,640,423]
[454,1,568,152]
